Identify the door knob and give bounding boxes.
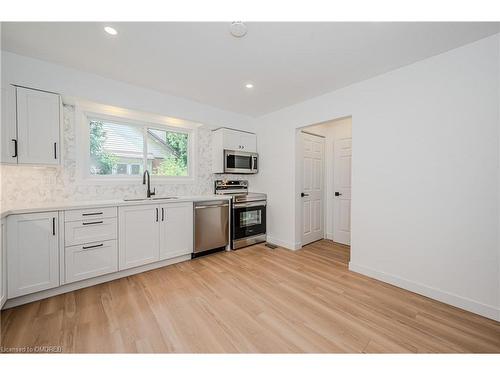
[301,192,309,197]
[335,192,342,196]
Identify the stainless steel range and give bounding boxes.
[215,180,267,249]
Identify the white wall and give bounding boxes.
[0,51,254,209]
[1,51,253,130]
[252,34,500,321]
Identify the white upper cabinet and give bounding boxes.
[159,202,193,260]
[212,128,257,173]
[1,86,61,165]
[7,212,60,298]
[213,128,257,152]
[118,205,160,270]
[238,132,257,152]
[16,86,61,165]
[1,85,17,164]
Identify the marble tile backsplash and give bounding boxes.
[0,105,245,210]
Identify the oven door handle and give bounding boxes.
[233,201,266,208]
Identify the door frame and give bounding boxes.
[295,115,353,249]
[296,130,327,248]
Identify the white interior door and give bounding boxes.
[301,133,324,246]
[333,136,352,245]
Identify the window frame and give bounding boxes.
[76,103,197,185]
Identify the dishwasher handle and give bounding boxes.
[195,203,229,209]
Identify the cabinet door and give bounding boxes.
[159,202,193,260]
[221,129,242,150]
[1,219,6,307]
[16,87,60,165]
[7,212,60,298]
[239,132,257,152]
[118,205,160,270]
[1,85,18,164]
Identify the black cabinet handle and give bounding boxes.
[82,221,103,225]
[161,207,165,221]
[52,217,56,236]
[156,208,159,222]
[335,192,342,197]
[82,243,104,250]
[54,142,57,159]
[82,212,103,216]
[301,192,309,197]
[12,139,17,158]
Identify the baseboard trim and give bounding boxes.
[0,294,6,310]
[349,262,500,322]
[266,236,302,251]
[3,254,191,310]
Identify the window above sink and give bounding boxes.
[74,100,198,185]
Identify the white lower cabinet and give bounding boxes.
[65,240,118,283]
[119,202,194,271]
[7,212,60,298]
[119,205,160,270]
[160,202,193,260]
[3,201,196,303]
[1,218,6,307]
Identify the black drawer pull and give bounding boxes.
[82,212,103,216]
[54,142,57,159]
[82,221,103,225]
[52,217,56,236]
[82,243,104,250]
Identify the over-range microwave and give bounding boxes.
[224,150,258,174]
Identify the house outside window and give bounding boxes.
[88,118,192,179]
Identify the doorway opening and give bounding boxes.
[297,116,352,250]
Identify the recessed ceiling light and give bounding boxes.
[245,83,254,89]
[104,26,118,36]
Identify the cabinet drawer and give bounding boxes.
[65,240,118,283]
[65,207,117,222]
[65,218,117,246]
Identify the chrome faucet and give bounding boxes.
[143,170,156,198]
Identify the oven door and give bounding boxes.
[224,150,258,174]
[232,201,266,240]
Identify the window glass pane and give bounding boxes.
[116,164,128,175]
[147,128,189,176]
[130,164,141,175]
[89,120,144,176]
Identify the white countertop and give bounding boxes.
[0,195,231,219]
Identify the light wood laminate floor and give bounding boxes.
[1,240,499,353]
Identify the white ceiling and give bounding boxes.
[2,22,499,117]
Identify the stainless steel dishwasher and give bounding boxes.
[193,200,229,256]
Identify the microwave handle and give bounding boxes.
[252,156,257,171]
